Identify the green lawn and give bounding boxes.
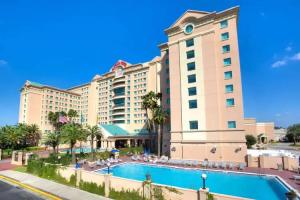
[13,166,27,173]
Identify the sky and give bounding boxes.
[0,0,300,127]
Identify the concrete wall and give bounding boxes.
[247,155,298,171]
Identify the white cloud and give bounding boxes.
[272,52,300,68]
[285,46,292,52]
[272,60,287,68]
[0,59,8,66]
[291,52,300,60]
[275,113,281,117]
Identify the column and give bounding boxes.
[127,139,131,147]
[111,140,115,148]
[134,139,138,147]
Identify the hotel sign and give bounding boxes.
[112,60,127,78]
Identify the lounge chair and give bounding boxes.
[201,161,208,168]
[207,162,213,168]
[131,155,137,161]
[96,160,103,166]
[213,162,219,168]
[87,161,96,168]
[192,160,199,167]
[220,162,227,169]
[228,162,235,170]
[293,175,300,181]
[238,163,246,170]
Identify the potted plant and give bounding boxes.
[286,190,298,200]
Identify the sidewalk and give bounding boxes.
[0,170,110,200]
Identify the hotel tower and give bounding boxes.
[19,7,249,162]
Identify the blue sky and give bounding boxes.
[0,0,299,127]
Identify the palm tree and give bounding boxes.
[61,123,86,163]
[85,125,102,161]
[44,132,60,153]
[153,106,168,157]
[25,124,41,146]
[67,109,78,123]
[2,125,23,150]
[142,91,162,152]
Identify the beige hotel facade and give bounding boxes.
[19,7,273,163]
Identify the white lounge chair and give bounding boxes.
[87,161,96,168]
[213,162,219,168]
[238,163,246,170]
[228,162,235,169]
[220,162,227,169]
[201,161,208,168]
[207,162,213,168]
[293,175,300,181]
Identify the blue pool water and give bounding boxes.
[97,163,290,200]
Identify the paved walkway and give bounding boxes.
[0,159,16,171]
[0,170,110,200]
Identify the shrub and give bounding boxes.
[245,135,257,148]
[109,188,142,200]
[79,180,105,196]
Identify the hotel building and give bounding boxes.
[19,6,269,163]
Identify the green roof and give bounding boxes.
[101,124,130,136]
[28,81,44,87]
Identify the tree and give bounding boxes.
[25,124,41,146]
[67,109,78,123]
[153,106,168,157]
[48,111,67,131]
[286,124,300,145]
[142,91,166,154]
[85,125,102,161]
[44,132,60,153]
[245,135,257,149]
[61,123,86,163]
[1,125,23,150]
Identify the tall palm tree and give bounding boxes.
[85,125,102,161]
[153,106,168,157]
[142,91,162,152]
[25,124,41,146]
[2,125,22,150]
[67,109,78,123]
[61,123,86,163]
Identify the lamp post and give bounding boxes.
[107,162,111,174]
[201,173,207,189]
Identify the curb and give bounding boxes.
[0,175,62,200]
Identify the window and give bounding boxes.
[188,87,197,96]
[189,100,197,109]
[166,88,170,94]
[222,45,230,53]
[166,98,170,105]
[165,58,169,65]
[187,62,195,71]
[225,84,233,93]
[224,71,232,79]
[228,121,236,128]
[185,24,194,34]
[220,20,228,28]
[189,121,198,130]
[224,58,231,66]
[186,39,194,47]
[166,78,170,84]
[221,32,229,40]
[186,50,195,59]
[226,98,235,107]
[188,74,196,83]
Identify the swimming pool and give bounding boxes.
[97,163,291,200]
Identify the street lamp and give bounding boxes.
[107,162,111,174]
[201,173,207,189]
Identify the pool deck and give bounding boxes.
[81,156,300,192]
